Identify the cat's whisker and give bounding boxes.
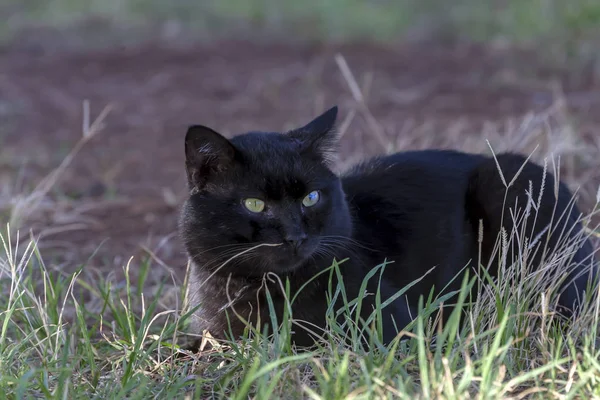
[320,235,374,251]
[320,239,368,255]
[319,237,360,249]
[200,241,275,266]
[201,247,258,270]
[203,251,269,274]
[187,243,252,257]
[317,240,363,261]
[255,259,272,277]
[199,243,283,288]
[230,252,265,273]
[313,246,341,264]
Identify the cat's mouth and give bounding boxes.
[269,239,319,272]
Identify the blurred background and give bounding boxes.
[2,0,600,56]
[2,0,599,61]
[1,1,599,283]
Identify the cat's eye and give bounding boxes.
[302,190,320,207]
[244,198,265,213]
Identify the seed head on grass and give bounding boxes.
[8,101,111,233]
[1,96,600,396]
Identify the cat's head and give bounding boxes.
[179,106,352,277]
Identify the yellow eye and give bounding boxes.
[302,190,320,207]
[244,198,265,213]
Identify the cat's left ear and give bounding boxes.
[288,106,339,166]
[184,125,237,192]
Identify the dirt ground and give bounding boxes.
[1,39,599,290]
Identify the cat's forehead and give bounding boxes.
[229,132,332,198]
[232,131,297,154]
[241,147,316,196]
[232,131,309,169]
[232,162,312,200]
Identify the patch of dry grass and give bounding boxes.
[0,186,598,398]
[334,54,600,211]
[1,57,600,398]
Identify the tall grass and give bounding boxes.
[0,166,599,398]
[1,62,599,397]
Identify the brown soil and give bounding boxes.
[2,39,599,288]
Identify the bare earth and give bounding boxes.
[1,39,599,290]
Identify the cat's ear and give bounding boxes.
[184,125,236,192]
[288,106,339,166]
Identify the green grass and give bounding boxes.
[1,183,599,398]
[1,72,599,398]
[1,91,600,398]
[1,60,600,397]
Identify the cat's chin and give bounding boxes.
[267,253,310,273]
[269,241,318,273]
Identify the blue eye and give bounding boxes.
[302,190,320,207]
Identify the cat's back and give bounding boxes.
[341,149,487,247]
[340,149,488,293]
[342,149,487,199]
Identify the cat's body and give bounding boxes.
[180,107,596,347]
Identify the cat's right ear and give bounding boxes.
[288,106,339,166]
[184,125,236,192]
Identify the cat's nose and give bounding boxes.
[285,233,307,250]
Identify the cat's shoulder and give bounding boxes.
[343,149,488,178]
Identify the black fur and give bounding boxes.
[179,106,596,348]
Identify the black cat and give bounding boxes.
[179,106,596,348]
